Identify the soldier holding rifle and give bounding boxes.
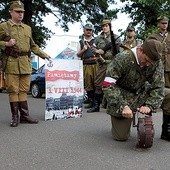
[0,1,50,127]
[87,19,121,113]
[77,23,98,109]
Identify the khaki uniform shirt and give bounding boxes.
[122,38,139,49]
[0,19,47,74]
[149,32,170,72]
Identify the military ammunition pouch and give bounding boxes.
[4,47,31,58]
[133,112,154,148]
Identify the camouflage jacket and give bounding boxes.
[103,49,165,117]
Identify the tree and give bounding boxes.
[120,0,170,39]
[0,0,118,47]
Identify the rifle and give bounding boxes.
[108,22,118,57]
[85,41,106,65]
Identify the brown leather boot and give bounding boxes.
[19,101,38,124]
[10,102,19,127]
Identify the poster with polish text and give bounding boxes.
[45,59,84,121]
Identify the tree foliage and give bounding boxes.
[120,0,170,40]
[0,0,118,47]
[1,0,169,46]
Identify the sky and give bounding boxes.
[42,14,132,52]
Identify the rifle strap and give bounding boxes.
[6,21,12,38]
[161,32,168,43]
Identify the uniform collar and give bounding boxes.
[131,47,140,65]
[159,31,168,37]
[83,36,94,42]
[8,19,24,27]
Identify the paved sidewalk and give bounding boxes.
[0,92,169,170]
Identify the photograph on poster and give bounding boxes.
[45,59,84,121]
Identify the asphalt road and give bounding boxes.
[0,92,170,170]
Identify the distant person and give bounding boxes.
[148,16,170,141]
[0,1,50,127]
[122,25,140,49]
[77,23,98,108]
[87,19,121,113]
[102,39,164,142]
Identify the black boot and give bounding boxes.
[10,102,19,127]
[87,93,101,113]
[84,90,94,109]
[84,98,94,109]
[19,101,38,124]
[161,113,170,141]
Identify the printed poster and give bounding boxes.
[55,47,77,59]
[45,59,84,120]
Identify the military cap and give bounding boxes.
[126,25,135,31]
[84,23,94,30]
[142,39,163,61]
[157,16,169,23]
[102,19,111,25]
[9,1,25,12]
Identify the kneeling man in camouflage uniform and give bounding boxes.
[102,39,164,141]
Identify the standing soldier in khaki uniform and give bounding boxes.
[0,1,50,127]
[148,16,170,141]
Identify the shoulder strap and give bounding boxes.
[79,39,84,49]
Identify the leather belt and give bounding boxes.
[4,47,30,58]
[83,57,96,61]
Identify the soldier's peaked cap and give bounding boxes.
[157,16,169,22]
[126,25,135,31]
[102,19,111,25]
[9,1,25,12]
